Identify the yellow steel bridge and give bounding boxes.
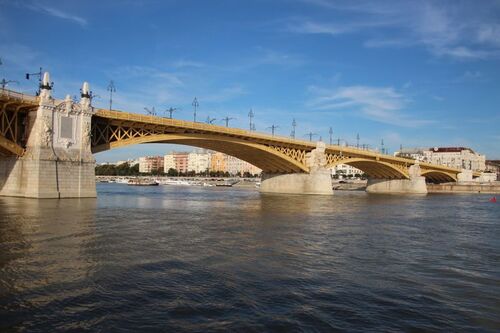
[0,88,477,183]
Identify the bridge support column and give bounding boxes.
[0,75,96,198]
[260,141,333,195]
[365,163,427,194]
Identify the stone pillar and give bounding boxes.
[365,162,428,194]
[0,75,96,198]
[260,142,333,195]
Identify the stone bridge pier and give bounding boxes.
[365,163,428,194]
[0,73,97,198]
[260,142,333,195]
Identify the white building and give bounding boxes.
[188,150,211,174]
[395,147,486,172]
[330,164,364,177]
[164,154,175,172]
[423,147,485,171]
[226,155,262,176]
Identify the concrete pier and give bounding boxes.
[259,141,333,195]
[365,177,428,194]
[260,170,333,195]
[365,163,428,195]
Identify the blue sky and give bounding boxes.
[1,0,499,162]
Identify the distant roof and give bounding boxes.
[428,147,474,153]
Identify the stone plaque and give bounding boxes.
[60,116,73,139]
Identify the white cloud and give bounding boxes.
[292,0,500,61]
[24,3,87,26]
[307,85,433,127]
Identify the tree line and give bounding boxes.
[95,163,259,178]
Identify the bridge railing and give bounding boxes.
[0,88,39,104]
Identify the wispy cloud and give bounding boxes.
[307,85,433,127]
[291,0,500,61]
[24,2,87,26]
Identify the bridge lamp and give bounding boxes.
[192,97,199,122]
[0,79,19,89]
[144,107,156,116]
[305,132,318,142]
[165,107,179,119]
[248,109,254,131]
[329,127,333,145]
[221,116,235,127]
[107,80,116,110]
[267,125,279,136]
[26,67,46,95]
[291,119,297,139]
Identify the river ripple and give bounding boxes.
[1,184,499,332]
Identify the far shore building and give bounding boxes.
[139,156,163,173]
[163,150,261,176]
[164,152,189,173]
[395,147,486,172]
[210,152,227,173]
[226,155,262,176]
[330,164,364,178]
[188,150,211,174]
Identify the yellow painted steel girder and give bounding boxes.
[92,133,309,173]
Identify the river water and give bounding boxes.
[1,184,499,332]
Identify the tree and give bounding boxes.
[167,168,178,177]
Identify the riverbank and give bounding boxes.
[427,182,500,194]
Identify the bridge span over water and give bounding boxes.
[0,74,480,198]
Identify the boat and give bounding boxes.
[128,179,159,186]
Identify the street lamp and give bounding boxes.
[107,80,116,110]
[0,79,19,89]
[206,116,216,124]
[165,107,178,119]
[305,132,318,142]
[25,67,44,95]
[291,119,297,139]
[248,108,254,131]
[144,107,156,116]
[192,97,199,122]
[356,133,360,148]
[221,116,235,127]
[267,124,279,136]
[329,127,333,145]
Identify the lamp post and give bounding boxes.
[305,132,318,142]
[291,119,296,139]
[206,116,216,124]
[165,107,178,119]
[221,116,235,127]
[107,80,116,110]
[381,139,385,154]
[329,127,333,145]
[356,133,360,148]
[192,97,199,122]
[248,108,254,131]
[25,67,43,95]
[0,79,19,89]
[144,107,156,116]
[267,125,279,136]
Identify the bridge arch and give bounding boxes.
[327,158,410,179]
[92,133,309,173]
[420,170,457,183]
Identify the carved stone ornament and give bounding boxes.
[83,122,91,147]
[41,115,53,147]
[54,97,82,116]
[306,142,328,172]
